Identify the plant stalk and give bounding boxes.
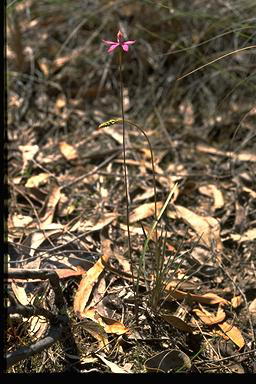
[118,50,138,321]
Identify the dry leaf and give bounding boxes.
[96,354,128,373]
[73,258,105,315]
[10,214,33,228]
[231,296,243,308]
[145,349,191,372]
[25,173,50,188]
[55,94,66,110]
[78,318,108,349]
[101,316,129,335]
[11,281,49,341]
[243,186,256,199]
[230,228,256,243]
[129,201,163,223]
[193,304,226,325]
[162,314,195,333]
[59,141,78,161]
[133,187,156,202]
[198,184,224,210]
[197,144,256,162]
[28,231,51,258]
[164,287,229,306]
[38,58,49,77]
[119,223,144,235]
[11,281,30,306]
[11,226,63,267]
[169,205,223,251]
[218,322,245,349]
[81,307,102,323]
[69,212,118,232]
[142,224,173,243]
[52,46,85,70]
[19,144,39,163]
[248,298,256,315]
[19,145,39,173]
[73,239,111,316]
[40,185,61,226]
[54,267,86,279]
[101,125,123,145]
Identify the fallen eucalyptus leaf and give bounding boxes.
[145,349,191,372]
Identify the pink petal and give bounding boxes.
[102,39,117,45]
[124,40,136,45]
[122,44,129,52]
[107,43,120,53]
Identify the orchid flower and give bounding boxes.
[102,30,135,53]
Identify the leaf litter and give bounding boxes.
[6,0,256,373]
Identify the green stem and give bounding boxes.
[118,50,137,316]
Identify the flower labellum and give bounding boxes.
[102,30,136,53]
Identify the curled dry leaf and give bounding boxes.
[168,205,223,251]
[193,304,226,325]
[198,184,224,210]
[145,349,191,372]
[119,223,144,235]
[28,297,49,341]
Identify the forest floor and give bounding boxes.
[6,0,256,373]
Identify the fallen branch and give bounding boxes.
[6,324,63,370]
[5,269,80,371]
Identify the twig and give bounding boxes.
[60,152,119,191]
[6,325,63,370]
[5,269,80,370]
[7,304,58,323]
[7,269,65,310]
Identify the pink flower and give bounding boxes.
[102,30,135,53]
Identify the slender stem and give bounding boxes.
[118,50,137,305]
[122,120,157,223]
